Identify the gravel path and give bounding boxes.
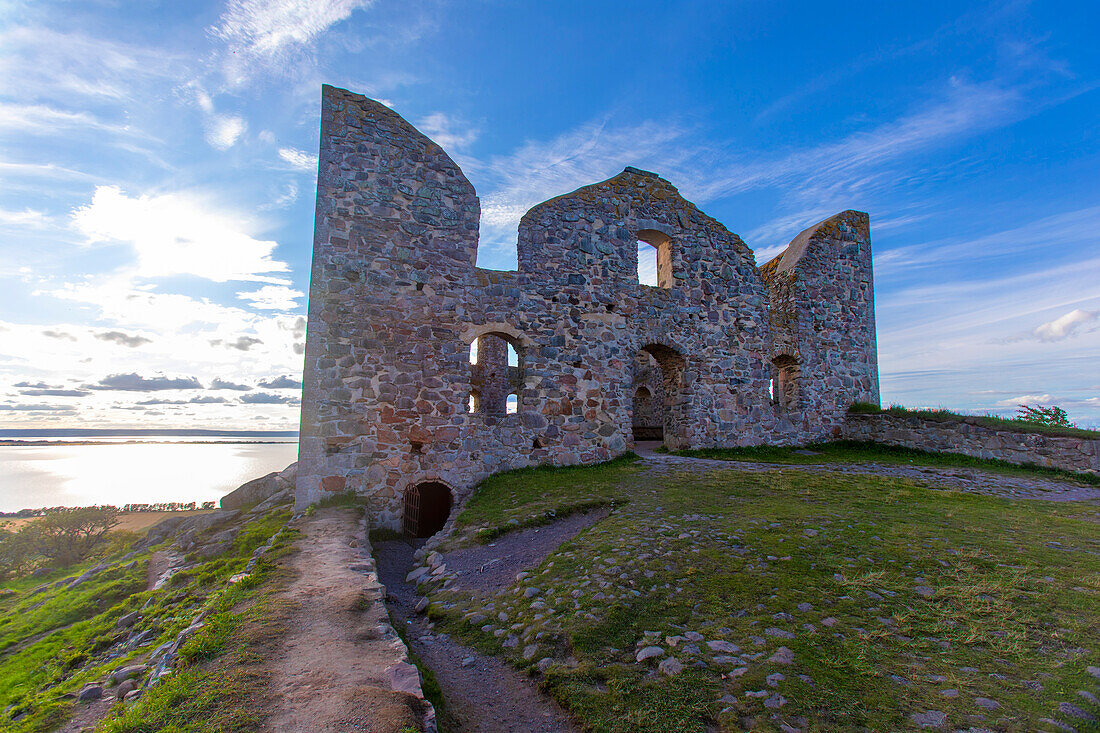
[636,444,1100,502]
[376,539,581,733]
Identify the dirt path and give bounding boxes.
[442,508,609,596]
[264,508,430,733]
[635,442,1100,502]
[376,536,583,733]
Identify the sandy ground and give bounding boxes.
[0,510,212,533]
[264,508,428,733]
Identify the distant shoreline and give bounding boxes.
[0,440,299,446]
[0,429,299,438]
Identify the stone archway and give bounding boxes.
[633,342,688,448]
[403,481,453,538]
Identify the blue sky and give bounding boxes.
[0,0,1098,430]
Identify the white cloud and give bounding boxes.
[0,103,128,136]
[994,394,1056,408]
[1033,309,1098,342]
[70,186,290,283]
[205,114,247,150]
[87,373,203,391]
[237,284,304,310]
[417,112,478,152]
[0,208,50,229]
[211,0,376,82]
[278,147,318,171]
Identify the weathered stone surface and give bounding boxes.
[845,413,1100,476]
[295,85,880,530]
[222,465,297,511]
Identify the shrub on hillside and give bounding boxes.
[1016,404,1074,428]
[0,527,32,581]
[20,507,120,567]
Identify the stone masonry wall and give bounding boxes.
[296,85,881,528]
[844,413,1100,476]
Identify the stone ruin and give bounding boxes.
[295,85,880,535]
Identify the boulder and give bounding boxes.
[221,462,297,510]
[116,611,140,629]
[178,510,240,535]
[110,664,148,685]
[77,685,102,702]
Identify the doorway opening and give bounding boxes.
[632,343,686,446]
[403,481,453,538]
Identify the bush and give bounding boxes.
[0,528,31,581]
[20,507,119,567]
[1016,404,1074,428]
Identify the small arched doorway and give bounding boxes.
[403,482,453,538]
[632,342,687,447]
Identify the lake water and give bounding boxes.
[0,438,300,513]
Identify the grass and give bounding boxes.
[98,532,298,733]
[849,402,1100,440]
[424,457,1100,732]
[450,453,638,545]
[669,440,1100,487]
[0,506,294,732]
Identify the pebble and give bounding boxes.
[636,646,664,662]
[768,647,795,665]
[974,697,999,710]
[940,689,958,698]
[765,627,795,639]
[461,656,475,667]
[766,672,785,687]
[796,602,813,612]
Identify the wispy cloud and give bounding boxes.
[205,114,247,150]
[211,0,376,84]
[86,373,203,391]
[240,391,299,404]
[1031,309,1098,342]
[237,285,303,311]
[94,330,153,348]
[277,147,318,171]
[257,374,301,389]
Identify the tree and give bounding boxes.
[0,528,31,581]
[1016,404,1074,428]
[20,507,120,567]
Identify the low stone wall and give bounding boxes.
[843,413,1100,476]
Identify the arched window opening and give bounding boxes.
[469,332,524,417]
[635,229,673,289]
[403,482,452,538]
[772,355,801,413]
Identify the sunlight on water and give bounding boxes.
[0,441,299,512]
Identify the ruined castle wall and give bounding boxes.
[759,211,880,440]
[297,85,883,527]
[844,413,1100,476]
